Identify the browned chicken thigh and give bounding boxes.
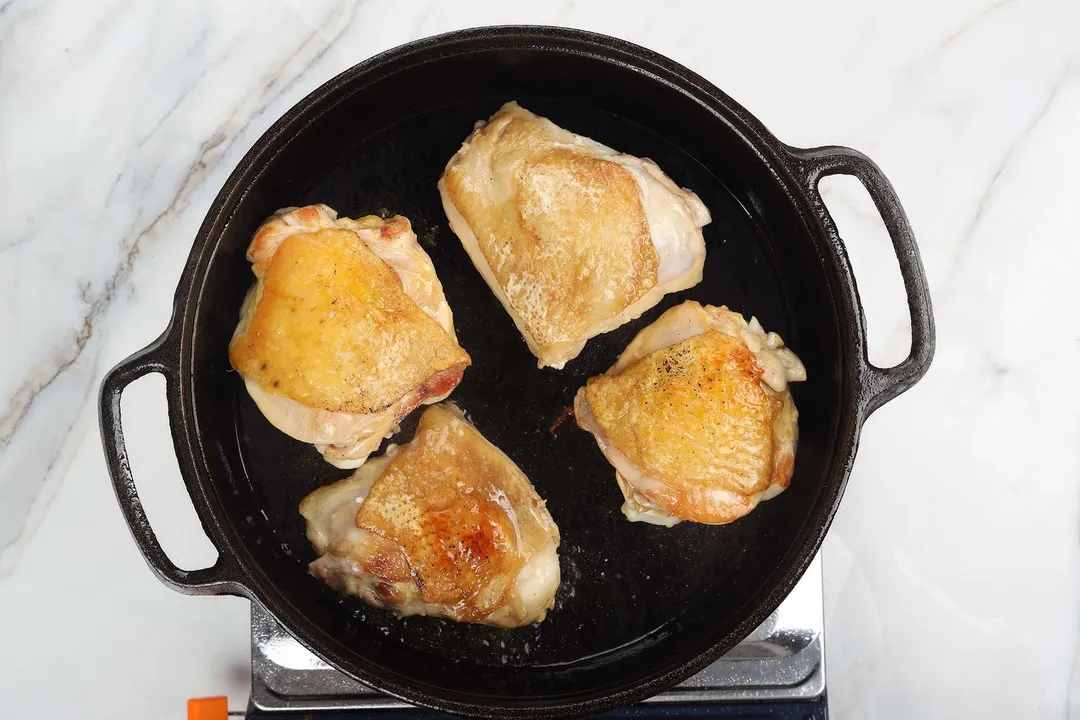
[229,205,470,468]
[300,404,561,627]
[439,101,710,369]
[575,301,806,526]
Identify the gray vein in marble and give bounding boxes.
[942,64,1073,294]
[932,0,1019,59]
[0,321,95,452]
[0,0,357,565]
[0,363,96,576]
[136,67,210,149]
[0,1,355,444]
[0,234,31,252]
[0,0,23,25]
[0,0,38,45]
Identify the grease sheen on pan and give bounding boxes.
[229,205,471,469]
[299,403,561,628]
[575,301,807,526]
[439,101,711,369]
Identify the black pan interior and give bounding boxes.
[188,35,847,709]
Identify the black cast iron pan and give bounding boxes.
[99,26,934,718]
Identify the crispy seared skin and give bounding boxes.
[575,301,804,525]
[300,404,561,627]
[585,331,784,517]
[439,101,709,368]
[229,210,470,415]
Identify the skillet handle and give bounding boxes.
[788,145,936,415]
[99,331,245,596]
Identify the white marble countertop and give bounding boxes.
[2,0,1078,718]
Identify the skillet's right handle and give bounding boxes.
[789,145,936,415]
[99,332,245,596]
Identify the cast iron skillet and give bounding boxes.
[99,26,934,718]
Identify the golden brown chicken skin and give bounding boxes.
[229,205,470,469]
[574,301,806,526]
[439,101,710,369]
[299,404,561,627]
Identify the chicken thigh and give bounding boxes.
[300,404,561,627]
[439,101,710,369]
[229,205,471,469]
[574,301,806,526]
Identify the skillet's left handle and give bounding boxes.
[99,330,247,596]
[788,145,936,415]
